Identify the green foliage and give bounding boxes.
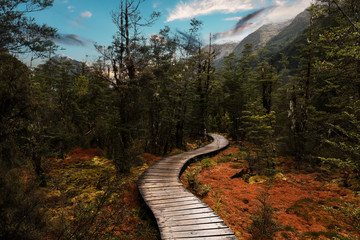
[248,187,280,239]
[201,158,216,168]
[0,169,48,240]
[0,0,57,55]
[241,106,277,176]
[0,52,32,168]
[284,225,295,232]
[326,202,360,235]
[320,101,360,176]
[302,231,339,239]
[220,45,257,140]
[287,198,315,221]
[207,112,232,133]
[184,167,210,197]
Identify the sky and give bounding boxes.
[25,0,312,65]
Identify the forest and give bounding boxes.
[1,0,360,239]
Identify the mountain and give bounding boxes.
[212,10,311,68]
[212,21,290,68]
[264,10,310,57]
[53,54,82,65]
[233,21,291,57]
[210,42,239,60]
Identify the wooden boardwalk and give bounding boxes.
[138,134,238,240]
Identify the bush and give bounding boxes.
[0,169,48,240]
[326,202,360,237]
[184,167,210,197]
[201,158,216,168]
[248,187,280,239]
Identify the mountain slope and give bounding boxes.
[213,10,311,69]
[233,21,291,56]
[264,10,310,57]
[213,21,290,68]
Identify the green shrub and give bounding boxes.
[284,225,295,232]
[303,231,339,239]
[184,167,210,197]
[248,188,280,239]
[201,158,216,168]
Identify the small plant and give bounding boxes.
[217,153,236,163]
[248,187,280,240]
[184,167,210,197]
[215,198,222,213]
[325,202,360,238]
[284,225,295,232]
[201,158,216,168]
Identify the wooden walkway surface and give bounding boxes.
[138,134,238,240]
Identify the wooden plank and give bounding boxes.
[156,203,206,212]
[156,207,213,217]
[157,211,219,221]
[151,200,202,208]
[161,222,229,232]
[139,184,183,188]
[157,216,224,228]
[164,236,237,240]
[161,228,235,239]
[143,193,193,201]
[142,188,188,195]
[147,197,196,205]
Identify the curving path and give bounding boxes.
[138,134,238,240]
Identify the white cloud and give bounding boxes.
[224,16,243,21]
[167,0,254,22]
[67,5,75,13]
[80,11,92,18]
[263,0,311,23]
[214,0,311,43]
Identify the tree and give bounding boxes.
[97,0,160,84]
[0,52,32,168]
[221,44,256,140]
[0,0,57,55]
[248,187,280,239]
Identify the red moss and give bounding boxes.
[142,153,161,165]
[70,148,101,161]
[123,183,140,209]
[182,146,360,239]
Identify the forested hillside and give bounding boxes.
[1,0,360,239]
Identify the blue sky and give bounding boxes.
[25,0,311,64]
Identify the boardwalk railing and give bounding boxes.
[138,134,238,240]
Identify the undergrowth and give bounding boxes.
[184,166,210,197]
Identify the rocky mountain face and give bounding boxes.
[209,42,239,61]
[213,10,310,68]
[232,21,291,57]
[263,10,310,57]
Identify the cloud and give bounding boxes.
[167,0,254,22]
[214,7,273,40]
[67,5,75,13]
[71,11,93,27]
[214,0,311,42]
[224,16,243,21]
[263,0,311,23]
[54,34,88,46]
[80,11,92,18]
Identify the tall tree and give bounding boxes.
[222,44,256,140]
[0,0,57,55]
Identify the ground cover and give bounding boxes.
[181,145,360,239]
